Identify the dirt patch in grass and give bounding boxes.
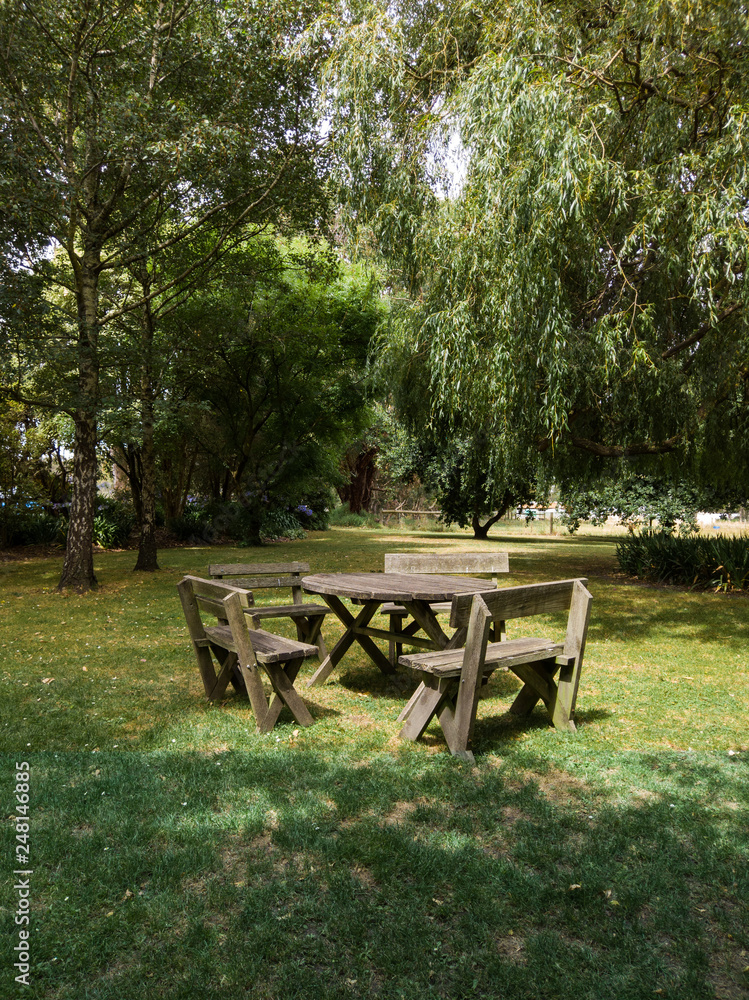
[70,824,95,838]
[351,863,379,889]
[708,944,749,1000]
[349,713,376,728]
[532,766,590,805]
[380,798,420,825]
[494,932,526,963]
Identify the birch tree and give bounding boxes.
[0,0,327,588]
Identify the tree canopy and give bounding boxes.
[0,0,330,587]
[317,0,749,500]
[164,237,381,538]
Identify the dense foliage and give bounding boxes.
[617,531,749,592]
[558,474,739,535]
[0,0,330,586]
[317,0,749,504]
[157,240,380,543]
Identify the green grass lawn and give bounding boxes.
[1,526,747,999]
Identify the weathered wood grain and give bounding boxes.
[384,552,509,576]
[303,572,495,602]
[399,637,565,677]
[449,579,582,628]
[209,561,330,659]
[177,576,318,732]
[398,578,593,760]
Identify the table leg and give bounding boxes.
[401,600,449,648]
[307,597,390,686]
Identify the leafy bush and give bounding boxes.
[616,532,749,591]
[168,500,236,543]
[0,508,65,547]
[560,475,726,535]
[93,496,136,548]
[260,507,306,541]
[328,504,381,528]
[168,498,309,545]
[293,486,337,531]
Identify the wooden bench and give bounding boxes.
[208,561,330,659]
[397,578,592,761]
[381,552,510,663]
[177,576,318,732]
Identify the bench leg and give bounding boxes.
[236,658,271,730]
[436,696,475,763]
[205,645,237,701]
[259,657,314,732]
[509,659,576,732]
[399,676,454,742]
[298,614,328,660]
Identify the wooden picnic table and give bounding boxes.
[302,572,494,687]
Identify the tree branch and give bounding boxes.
[661,302,742,360]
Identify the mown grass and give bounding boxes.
[1,526,748,999]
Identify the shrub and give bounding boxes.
[93,496,137,548]
[293,486,337,531]
[260,506,306,541]
[0,508,65,547]
[167,499,309,545]
[168,500,225,543]
[616,532,749,591]
[327,504,382,528]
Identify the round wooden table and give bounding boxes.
[302,571,494,686]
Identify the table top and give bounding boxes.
[302,571,496,603]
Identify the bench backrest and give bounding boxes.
[208,561,311,603]
[451,578,592,664]
[384,551,509,585]
[450,578,579,627]
[178,575,254,632]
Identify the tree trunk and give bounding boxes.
[133,409,159,570]
[338,445,378,513]
[471,509,504,540]
[58,253,99,592]
[59,408,99,590]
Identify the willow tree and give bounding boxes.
[316,0,749,504]
[0,0,328,588]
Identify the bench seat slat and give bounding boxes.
[203,625,318,664]
[247,603,329,619]
[399,636,564,678]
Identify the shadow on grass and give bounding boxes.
[586,586,749,650]
[13,748,748,1000]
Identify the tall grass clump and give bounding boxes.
[328,504,381,528]
[616,531,749,591]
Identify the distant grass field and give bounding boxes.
[1,526,747,999]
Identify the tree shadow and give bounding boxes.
[26,747,749,1000]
